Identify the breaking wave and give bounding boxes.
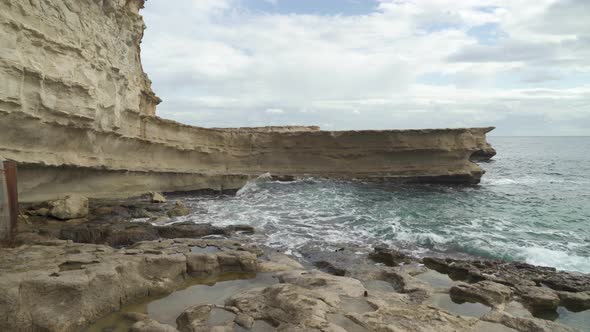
[180,137,590,273]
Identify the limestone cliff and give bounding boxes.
[0,0,159,126]
[0,0,495,202]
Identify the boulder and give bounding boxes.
[450,281,512,307]
[167,201,190,217]
[49,195,89,220]
[557,291,590,311]
[234,313,255,329]
[517,286,560,312]
[258,252,304,272]
[176,304,212,332]
[150,192,167,203]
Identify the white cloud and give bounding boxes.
[266,108,285,114]
[141,0,590,135]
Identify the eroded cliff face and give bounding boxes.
[0,0,495,202]
[0,0,159,127]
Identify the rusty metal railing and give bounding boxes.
[0,160,18,246]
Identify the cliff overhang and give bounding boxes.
[0,0,495,202]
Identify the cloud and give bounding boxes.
[141,0,590,135]
[266,108,285,114]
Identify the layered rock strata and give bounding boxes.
[0,0,495,203]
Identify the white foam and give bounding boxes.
[519,246,590,273]
[236,172,273,196]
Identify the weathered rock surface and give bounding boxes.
[48,194,89,220]
[557,291,590,311]
[167,201,190,217]
[517,286,560,312]
[150,192,167,203]
[130,319,179,332]
[369,246,414,266]
[423,257,590,292]
[450,280,513,308]
[471,129,497,162]
[1,237,585,332]
[0,238,261,332]
[482,310,578,332]
[226,268,476,331]
[18,196,261,250]
[0,0,495,203]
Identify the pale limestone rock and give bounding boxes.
[234,313,255,329]
[450,280,513,308]
[150,192,166,203]
[49,194,89,220]
[517,286,560,312]
[258,252,305,272]
[130,319,179,332]
[176,304,212,332]
[483,310,578,332]
[279,270,367,298]
[0,238,261,332]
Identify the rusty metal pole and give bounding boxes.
[0,160,18,245]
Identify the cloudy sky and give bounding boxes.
[141,0,590,135]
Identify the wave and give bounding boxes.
[181,176,590,274]
[483,177,543,186]
[518,246,590,273]
[236,172,273,196]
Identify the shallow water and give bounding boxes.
[415,269,458,288]
[85,272,277,332]
[175,137,590,273]
[553,307,590,331]
[428,293,491,318]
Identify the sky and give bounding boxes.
[141,0,590,136]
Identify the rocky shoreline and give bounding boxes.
[1,194,587,332]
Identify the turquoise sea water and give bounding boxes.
[181,137,590,273]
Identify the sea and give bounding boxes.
[178,137,590,273]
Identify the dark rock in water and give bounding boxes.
[59,222,160,246]
[18,196,255,247]
[298,245,370,278]
[157,222,226,239]
[369,247,413,266]
[271,175,296,182]
[167,201,190,217]
[314,260,347,276]
[423,257,590,293]
[49,221,248,247]
[224,225,255,234]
